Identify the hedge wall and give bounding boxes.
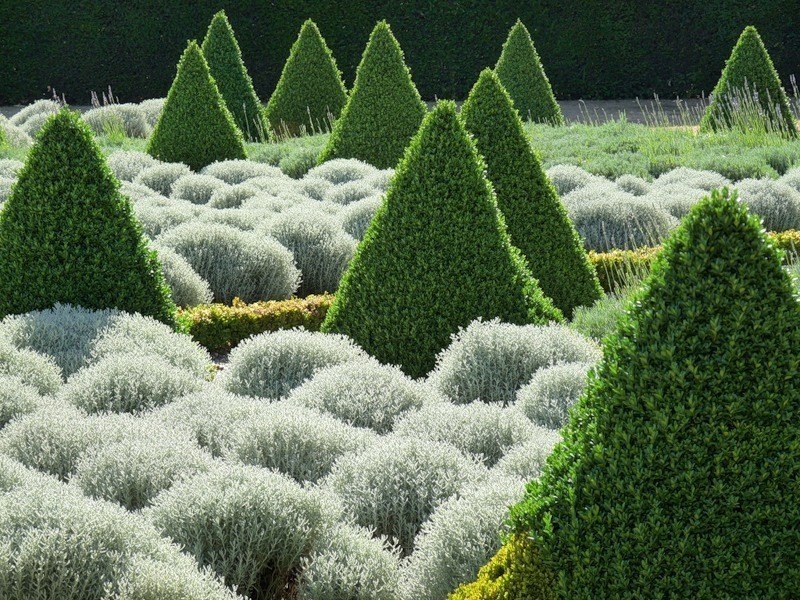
[2,1,798,104]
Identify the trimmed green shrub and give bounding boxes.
[317,20,427,169]
[147,40,246,171]
[201,10,267,141]
[265,19,348,137]
[494,20,563,125]
[0,109,176,325]
[508,188,800,598]
[321,101,562,378]
[700,26,797,137]
[461,69,601,317]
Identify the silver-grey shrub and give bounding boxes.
[428,319,601,405]
[0,115,32,148]
[287,360,432,434]
[207,183,260,209]
[0,178,12,205]
[0,159,23,179]
[398,474,526,600]
[158,222,300,303]
[341,195,382,240]
[132,199,200,238]
[18,112,51,137]
[151,244,214,307]
[780,167,800,193]
[326,180,379,205]
[83,104,151,139]
[515,362,594,429]
[108,151,160,182]
[653,166,731,191]
[735,178,800,232]
[134,163,191,196]
[560,178,625,209]
[138,98,166,128]
[0,375,40,429]
[9,99,59,128]
[170,174,230,204]
[223,401,377,483]
[268,205,357,295]
[298,177,334,201]
[59,354,204,414]
[0,341,62,395]
[221,329,368,399]
[492,429,562,481]
[306,158,378,185]
[200,159,284,184]
[144,463,334,600]
[614,173,650,196]
[297,523,401,600]
[545,164,597,196]
[644,183,707,220]
[322,435,486,555]
[196,207,263,231]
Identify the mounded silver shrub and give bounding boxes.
[83,104,151,139]
[561,178,630,209]
[393,401,534,466]
[615,173,650,196]
[108,151,160,182]
[134,163,192,196]
[326,180,379,205]
[269,205,357,295]
[208,183,260,208]
[515,361,594,429]
[151,243,214,307]
[297,523,401,600]
[196,207,263,231]
[306,158,378,185]
[138,98,166,128]
[121,180,170,203]
[158,222,300,303]
[492,429,564,481]
[145,463,335,600]
[653,166,731,191]
[644,183,707,219]
[9,99,60,128]
[341,195,382,240]
[364,169,394,191]
[223,402,377,483]
[18,112,51,137]
[170,174,230,204]
[0,341,62,395]
[0,303,119,378]
[221,329,368,399]
[0,115,33,148]
[243,192,303,212]
[398,474,527,600]
[0,178,14,205]
[428,319,601,405]
[298,177,334,201]
[200,160,284,184]
[735,178,800,232]
[0,158,23,179]
[0,375,41,429]
[244,174,301,196]
[323,435,486,555]
[780,167,800,193]
[132,198,200,238]
[545,164,597,196]
[59,354,204,414]
[287,360,432,434]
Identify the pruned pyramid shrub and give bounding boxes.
[321,101,562,378]
[265,19,348,137]
[201,10,268,142]
[461,69,601,317]
[317,20,427,169]
[494,20,564,125]
[147,40,246,171]
[475,188,800,598]
[700,26,797,137]
[0,109,176,325]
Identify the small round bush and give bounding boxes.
[735,178,800,232]
[208,183,259,208]
[108,151,160,182]
[287,360,432,433]
[428,319,601,405]
[151,243,214,307]
[780,167,800,192]
[645,183,707,219]
[83,104,152,138]
[280,146,324,178]
[398,474,526,600]
[121,180,170,203]
[394,401,534,466]
[132,198,200,238]
[493,429,562,481]
[201,159,283,184]
[298,176,334,201]
[306,158,378,185]
[0,178,14,204]
[72,421,214,510]
[341,195,382,240]
[545,164,597,196]
[297,523,401,600]
[113,554,240,600]
[0,375,41,429]
[0,159,24,179]
[59,353,204,414]
[0,116,33,148]
[569,288,633,342]
[0,303,120,378]
[221,328,368,399]
[9,99,60,128]
[269,205,357,295]
[134,163,191,196]
[323,435,485,555]
[138,97,166,127]
[615,173,650,196]
[170,173,230,204]
[145,463,334,600]
[19,112,51,137]
[223,401,377,483]
[196,207,264,231]
[158,222,300,303]
[560,178,627,209]
[653,166,732,191]
[326,179,379,205]
[515,362,594,429]
[0,341,63,395]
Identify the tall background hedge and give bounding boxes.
[2,1,798,104]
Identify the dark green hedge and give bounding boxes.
[2,1,798,104]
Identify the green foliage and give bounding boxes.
[317,20,427,169]
[322,101,562,378]
[461,69,600,317]
[265,19,348,137]
[700,26,797,137]
[147,40,246,171]
[494,20,563,125]
[201,10,267,142]
[510,188,800,597]
[0,109,176,325]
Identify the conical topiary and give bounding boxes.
[494,20,564,125]
[0,109,176,325]
[321,101,562,378]
[497,187,800,598]
[700,26,797,137]
[317,20,427,169]
[461,69,601,318]
[265,19,348,137]
[147,40,246,171]
[201,10,268,141]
